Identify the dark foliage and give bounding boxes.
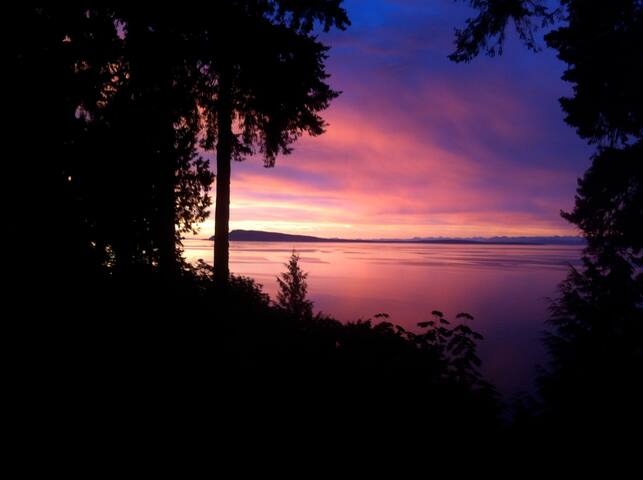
[197,2,349,283]
[449,0,559,63]
[276,251,314,320]
[545,2,643,434]
[6,263,501,458]
[6,6,215,283]
[563,143,643,258]
[452,0,643,435]
[6,5,503,454]
[546,1,643,146]
[6,3,347,286]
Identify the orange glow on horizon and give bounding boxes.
[193,102,581,240]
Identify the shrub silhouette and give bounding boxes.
[276,251,314,320]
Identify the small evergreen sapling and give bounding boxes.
[276,251,314,320]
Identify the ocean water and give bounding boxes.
[184,239,583,397]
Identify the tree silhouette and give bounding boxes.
[7,4,513,447]
[276,251,314,320]
[448,0,558,63]
[7,7,220,282]
[451,0,643,430]
[7,6,120,286]
[7,4,349,288]
[195,1,349,285]
[90,7,214,276]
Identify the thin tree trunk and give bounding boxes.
[214,67,233,285]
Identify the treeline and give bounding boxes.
[5,4,505,452]
[452,0,643,436]
[6,3,348,291]
[5,1,642,454]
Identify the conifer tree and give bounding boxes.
[276,251,314,320]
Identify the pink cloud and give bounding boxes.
[195,3,590,240]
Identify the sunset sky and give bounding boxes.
[200,0,592,239]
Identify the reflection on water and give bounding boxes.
[184,238,583,397]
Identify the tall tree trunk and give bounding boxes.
[214,67,233,285]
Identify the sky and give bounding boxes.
[199,0,592,239]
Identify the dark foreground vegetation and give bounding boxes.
[8,259,502,449]
[451,0,643,439]
[5,1,643,460]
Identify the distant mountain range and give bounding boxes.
[208,229,585,245]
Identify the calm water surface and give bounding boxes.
[184,239,583,397]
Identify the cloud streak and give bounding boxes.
[198,0,591,239]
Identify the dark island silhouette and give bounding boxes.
[214,229,584,245]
